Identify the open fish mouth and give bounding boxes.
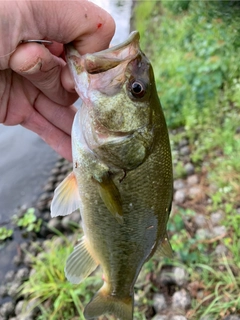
[65,31,140,76]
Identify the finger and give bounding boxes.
[34,94,76,136]
[28,0,115,54]
[21,95,73,161]
[10,42,78,106]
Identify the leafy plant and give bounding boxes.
[0,226,13,241]
[13,207,42,233]
[20,234,103,320]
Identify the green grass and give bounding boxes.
[20,234,102,320]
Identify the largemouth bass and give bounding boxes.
[51,31,173,320]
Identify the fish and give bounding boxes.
[51,31,173,320]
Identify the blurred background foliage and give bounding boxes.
[134,0,240,208]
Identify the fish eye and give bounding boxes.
[130,81,146,98]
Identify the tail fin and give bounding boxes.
[84,284,133,320]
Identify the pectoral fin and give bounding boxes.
[94,175,123,224]
[156,233,174,259]
[65,236,99,284]
[51,172,80,217]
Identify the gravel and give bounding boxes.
[0,302,15,318]
[212,225,227,237]
[172,289,191,311]
[153,293,167,312]
[174,189,187,204]
[194,214,208,228]
[210,211,225,225]
[184,162,194,175]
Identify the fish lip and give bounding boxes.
[92,31,140,56]
[92,118,134,141]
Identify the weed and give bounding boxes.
[12,207,42,233]
[0,226,13,241]
[20,234,102,320]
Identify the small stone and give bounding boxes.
[212,225,227,237]
[210,211,225,226]
[5,270,15,282]
[173,267,188,286]
[184,163,195,175]
[13,255,23,266]
[52,237,65,247]
[174,189,187,204]
[47,176,57,184]
[38,225,50,237]
[35,201,46,211]
[29,268,36,278]
[0,302,15,318]
[196,228,212,239]
[38,193,51,202]
[15,300,25,315]
[70,210,81,223]
[189,185,203,198]
[23,254,33,266]
[57,174,66,182]
[20,242,29,251]
[152,316,168,320]
[200,316,214,320]
[50,168,60,175]
[43,183,54,192]
[194,214,207,228]
[15,268,29,282]
[47,218,62,231]
[61,216,72,230]
[187,174,199,186]
[224,315,240,320]
[42,211,51,221]
[8,282,21,297]
[179,138,188,148]
[28,242,41,256]
[170,316,187,320]
[180,146,190,156]
[61,164,71,174]
[153,293,167,312]
[215,244,228,256]
[24,298,40,316]
[16,315,33,320]
[173,179,185,190]
[0,285,7,297]
[172,289,191,311]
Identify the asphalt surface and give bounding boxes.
[0,125,58,224]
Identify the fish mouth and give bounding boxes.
[91,118,133,143]
[65,31,140,76]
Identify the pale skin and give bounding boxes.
[0,0,115,161]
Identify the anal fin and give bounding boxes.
[65,236,98,284]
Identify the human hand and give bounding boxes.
[0,0,115,161]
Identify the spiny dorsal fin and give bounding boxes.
[94,174,123,224]
[156,233,174,259]
[65,236,99,284]
[51,172,80,217]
